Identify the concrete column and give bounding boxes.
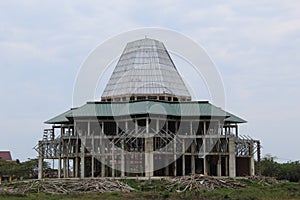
[58,158,61,178]
[164,156,169,176]
[91,157,95,178]
[121,140,125,177]
[63,158,67,178]
[225,156,229,176]
[182,140,185,176]
[75,138,79,178]
[112,143,115,177]
[217,155,222,176]
[101,121,105,177]
[80,145,85,179]
[173,134,177,176]
[250,143,255,176]
[101,156,105,177]
[191,141,195,174]
[145,137,153,177]
[228,137,236,177]
[38,141,43,179]
[203,156,208,175]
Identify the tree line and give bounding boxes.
[0,158,50,180]
[258,154,300,182]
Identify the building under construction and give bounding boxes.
[37,38,261,179]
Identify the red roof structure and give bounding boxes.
[0,151,12,160]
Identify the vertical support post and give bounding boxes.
[101,121,105,177]
[80,145,85,179]
[145,137,153,177]
[173,133,177,176]
[112,142,115,177]
[75,138,79,178]
[91,157,95,178]
[249,143,255,176]
[225,156,229,176]
[191,141,195,174]
[182,140,185,176]
[63,158,67,178]
[121,139,125,177]
[257,141,261,176]
[38,141,44,179]
[91,126,94,178]
[228,137,236,177]
[204,156,208,175]
[217,155,222,176]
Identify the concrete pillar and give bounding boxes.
[101,156,105,177]
[191,141,195,174]
[173,135,177,176]
[203,156,208,175]
[250,143,255,176]
[75,139,79,178]
[225,156,229,176]
[217,155,222,176]
[228,137,236,177]
[63,158,67,178]
[38,141,43,179]
[164,156,169,176]
[80,145,85,179]
[145,137,153,177]
[91,157,95,178]
[182,140,185,176]
[121,140,125,177]
[100,121,105,177]
[112,143,115,177]
[58,157,61,178]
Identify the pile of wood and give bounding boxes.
[165,175,247,192]
[248,176,279,185]
[0,179,134,194]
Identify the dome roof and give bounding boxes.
[101,38,191,101]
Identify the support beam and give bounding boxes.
[191,141,195,174]
[145,137,153,177]
[182,140,185,176]
[249,143,255,176]
[121,140,125,177]
[38,141,43,179]
[217,155,222,176]
[80,145,85,179]
[228,137,236,177]
[257,141,262,176]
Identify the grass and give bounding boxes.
[0,179,299,200]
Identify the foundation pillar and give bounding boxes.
[229,137,236,177]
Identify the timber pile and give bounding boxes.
[248,176,279,185]
[166,175,247,192]
[0,179,134,194]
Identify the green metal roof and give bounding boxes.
[45,101,246,124]
[225,112,247,123]
[45,109,76,124]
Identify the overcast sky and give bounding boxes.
[0,1,299,162]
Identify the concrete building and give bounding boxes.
[37,38,261,179]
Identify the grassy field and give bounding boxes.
[0,179,299,200]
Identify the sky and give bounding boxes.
[0,0,299,162]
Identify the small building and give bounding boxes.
[0,151,13,183]
[37,38,261,179]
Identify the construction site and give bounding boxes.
[36,38,261,179]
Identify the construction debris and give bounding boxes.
[165,175,247,192]
[0,179,134,194]
[248,176,279,185]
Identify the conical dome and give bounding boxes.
[101,38,191,102]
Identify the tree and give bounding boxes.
[0,158,50,179]
[259,154,300,182]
